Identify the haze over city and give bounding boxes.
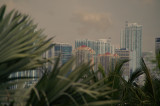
[1,0,160,105]
[0,0,160,52]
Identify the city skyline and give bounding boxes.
[1,2,160,105]
[0,0,160,52]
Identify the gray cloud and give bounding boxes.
[72,11,112,35]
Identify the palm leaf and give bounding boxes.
[0,4,53,84]
[128,68,144,84]
[26,58,119,106]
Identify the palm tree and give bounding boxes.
[104,53,160,105]
[26,58,120,106]
[113,52,160,105]
[0,5,53,83]
[0,4,53,104]
[140,51,160,105]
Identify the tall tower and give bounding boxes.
[121,22,142,73]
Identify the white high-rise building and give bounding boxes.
[121,21,142,73]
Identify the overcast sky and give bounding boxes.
[0,0,160,52]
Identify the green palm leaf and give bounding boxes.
[26,58,119,106]
[0,5,53,84]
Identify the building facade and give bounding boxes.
[121,21,142,73]
[54,43,72,65]
[73,45,96,68]
[9,69,40,89]
[44,43,72,70]
[75,38,113,55]
[96,53,119,78]
[115,48,130,80]
[9,43,72,89]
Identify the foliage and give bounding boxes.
[0,4,53,104]
[26,58,120,106]
[117,56,160,105]
[0,5,53,84]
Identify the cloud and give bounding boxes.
[72,11,112,35]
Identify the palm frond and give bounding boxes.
[141,58,156,101]
[128,68,144,84]
[0,4,53,84]
[26,58,119,106]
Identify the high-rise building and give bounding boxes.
[54,43,72,65]
[9,70,40,89]
[9,43,72,89]
[121,21,142,73]
[75,38,113,55]
[96,53,119,78]
[73,45,96,68]
[44,43,72,70]
[115,48,130,80]
[155,37,160,54]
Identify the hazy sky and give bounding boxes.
[0,0,160,52]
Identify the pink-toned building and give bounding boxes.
[96,52,119,76]
[73,45,96,69]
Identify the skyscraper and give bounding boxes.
[121,21,142,73]
[155,37,160,54]
[75,38,113,55]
